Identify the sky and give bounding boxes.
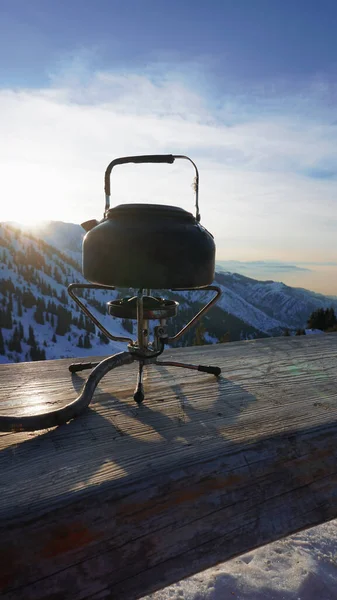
[0,0,337,292]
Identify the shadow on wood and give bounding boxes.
[0,334,337,599]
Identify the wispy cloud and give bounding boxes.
[302,167,337,180]
[216,260,337,296]
[217,261,312,273]
[0,63,336,267]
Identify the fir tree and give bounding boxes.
[193,322,206,346]
[55,306,72,336]
[5,304,12,329]
[60,289,68,305]
[34,303,45,325]
[18,321,24,340]
[85,318,95,334]
[8,293,13,312]
[53,267,62,284]
[325,307,337,330]
[307,307,337,331]
[30,344,46,361]
[8,327,22,353]
[0,328,4,354]
[122,318,133,334]
[99,331,109,344]
[27,325,36,346]
[22,290,36,309]
[219,331,230,343]
[17,296,23,317]
[83,332,92,348]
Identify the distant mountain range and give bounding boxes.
[0,221,331,364]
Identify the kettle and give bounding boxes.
[82,154,215,289]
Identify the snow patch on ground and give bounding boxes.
[146,520,337,599]
[305,329,325,335]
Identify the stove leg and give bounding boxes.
[134,361,145,404]
[154,360,221,377]
[69,361,100,373]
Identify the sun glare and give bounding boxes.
[1,212,47,229]
[17,216,46,227]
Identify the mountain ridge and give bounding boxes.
[0,221,332,364]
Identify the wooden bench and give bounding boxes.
[1,333,337,599]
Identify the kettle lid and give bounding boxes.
[106,203,195,222]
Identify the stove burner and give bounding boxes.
[107,296,179,320]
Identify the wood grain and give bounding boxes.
[1,334,337,599]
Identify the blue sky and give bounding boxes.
[2,0,337,87]
[0,0,337,292]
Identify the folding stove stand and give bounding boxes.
[68,283,222,404]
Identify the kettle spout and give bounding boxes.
[81,219,99,232]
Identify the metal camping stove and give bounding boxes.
[67,284,221,405]
[0,154,222,432]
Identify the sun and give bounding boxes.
[0,165,69,227]
[0,209,47,228]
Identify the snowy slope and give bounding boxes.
[11,220,84,264]
[13,220,84,253]
[0,223,131,364]
[215,271,337,330]
[186,285,286,333]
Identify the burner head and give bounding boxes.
[82,204,215,289]
[107,296,179,320]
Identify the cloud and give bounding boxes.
[0,65,336,266]
[217,261,311,273]
[302,167,337,180]
[216,259,337,297]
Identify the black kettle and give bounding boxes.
[82,154,215,289]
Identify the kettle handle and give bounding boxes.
[104,154,200,222]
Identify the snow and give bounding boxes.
[204,332,219,344]
[305,329,325,336]
[178,287,285,334]
[145,520,337,599]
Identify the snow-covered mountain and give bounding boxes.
[0,221,333,364]
[12,220,83,263]
[16,220,337,331]
[0,223,128,364]
[214,271,337,331]
[0,222,267,364]
[28,220,83,253]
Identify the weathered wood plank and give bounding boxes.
[0,334,337,598]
